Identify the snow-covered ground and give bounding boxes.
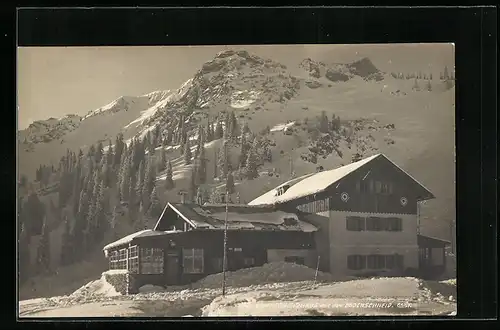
[19,263,456,318]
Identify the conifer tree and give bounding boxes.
[245,142,259,180]
[215,119,224,139]
[113,133,125,168]
[184,139,192,165]
[136,201,146,231]
[94,180,107,242]
[142,157,157,209]
[110,206,119,235]
[119,156,131,201]
[179,140,185,155]
[196,186,204,205]
[166,128,173,145]
[241,121,250,136]
[147,187,162,219]
[226,171,235,194]
[218,141,231,180]
[19,223,31,283]
[230,111,239,138]
[318,111,329,133]
[164,159,175,190]
[189,167,197,202]
[206,119,213,142]
[138,160,146,194]
[239,133,249,168]
[158,146,167,172]
[106,140,114,165]
[60,215,73,266]
[95,141,104,164]
[128,174,138,215]
[213,147,218,179]
[37,218,51,274]
[426,79,432,92]
[413,78,420,91]
[197,143,207,184]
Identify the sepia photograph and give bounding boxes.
[17,44,456,317]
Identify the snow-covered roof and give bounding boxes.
[249,153,434,205]
[249,154,379,205]
[155,203,317,233]
[102,229,176,251]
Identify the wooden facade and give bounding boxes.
[104,204,317,290]
[284,155,434,215]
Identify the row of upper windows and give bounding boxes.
[357,180,394,195]
[346,216,403,232]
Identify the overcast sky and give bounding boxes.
[17,44,454,129]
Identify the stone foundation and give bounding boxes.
[103,270,138,295]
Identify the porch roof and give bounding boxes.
[102,229,182,251]
[417,234,451,248]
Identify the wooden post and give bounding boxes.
[314,255,321,284]
[222,189,229,296]
[416,201,421,235]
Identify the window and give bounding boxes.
[366,217,387,231]
[346,216,365,231]
[284,256,305,265]
[381,182,392,195]
[183,248,204,274]
[118,248,127,269]
[387,217,403,231]
[359,179,372,193]
[109,251,119,269]
[244,257,255,267]
[365,254,404,270]
[128,245,139,274]
[275,185,290,197]
[141,248,164,274]
[347,255,366,270]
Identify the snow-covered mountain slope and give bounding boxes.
[18,91,171,178]
[18,49,455,239]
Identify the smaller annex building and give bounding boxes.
[102,203,318,290]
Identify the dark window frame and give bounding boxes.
[183,248,204,274]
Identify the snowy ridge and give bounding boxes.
[82,97,125,120]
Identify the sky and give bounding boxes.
[17,44,454,129]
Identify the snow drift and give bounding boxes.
[191,262,338,290]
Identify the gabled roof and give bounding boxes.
[249,153,434,205]
[102,229,182,251]
[153,202,317,232]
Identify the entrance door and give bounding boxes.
[228,248,245,271]
[165,251,179,285]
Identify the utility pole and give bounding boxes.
[222,189,229,296]
[416,201,421,235]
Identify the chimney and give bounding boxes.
[179,191,187,204]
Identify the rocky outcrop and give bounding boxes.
[325,69,351,82]
[305,80,322,89]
